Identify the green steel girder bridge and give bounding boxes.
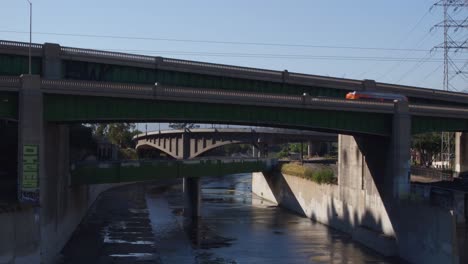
[2,41,467,264]
[1,40,468,136]
[0,39,466,204]
[71,158,272,185]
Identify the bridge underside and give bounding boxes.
[43,94,392,135]
[2,91,468,135]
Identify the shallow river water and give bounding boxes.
[146,173,397,264]
[61,173,398,263]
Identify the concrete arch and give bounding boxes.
[136,138,256,159]
[136,142,180,159]
[190,140,247,158]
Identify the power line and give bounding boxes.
[415,63,443,86]
[99,48,456,62]
[375,32,434,81]
[357,9,432,78]
[394,52,435,83]
[0,29,438,53]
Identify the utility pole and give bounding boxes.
[431,0,468,169]
[26,0,32,74]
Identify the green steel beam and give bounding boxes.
[61,60,468,107]
[71,160,268,185]
[0,92,18,120]
[62,60,348,98]
[43,94,392,135]
[412,116,468,135]
[0,54,41,76]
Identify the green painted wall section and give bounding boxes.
[412,116,468,135]
[0,54,41,76]
[71,159,267,185]
[62,60,348,98]
[43,94,392,135]
[0,92,17,119]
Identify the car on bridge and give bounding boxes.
[345,91,408,102]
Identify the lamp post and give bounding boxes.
[26,0,32,74]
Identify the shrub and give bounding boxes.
[280,163,336,184]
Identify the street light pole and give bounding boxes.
[27,0,32,74]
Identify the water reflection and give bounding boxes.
[147,173,397,264]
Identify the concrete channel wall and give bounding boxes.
[0,123,129,264]
[252,172,397,256]
[252,134,460,264]
[0,183,119,264]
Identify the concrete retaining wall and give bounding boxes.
[252,172,397,256]
[0,183,120,264]
[1,124,130,264]
[252,134,460,264]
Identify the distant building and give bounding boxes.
[95,137,118,161]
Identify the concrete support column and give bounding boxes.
[12,74,42,263]
[455,132,468,175]
[252,145,258,158]
[184,177,201,219]
[182,132,190,160]
[307,141,319,157]
[18,75,43,204]
[42,43,62,79]
[390,101,411,200]
[322,142,331,155]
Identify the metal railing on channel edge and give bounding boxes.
[70,158,276,185]
[411,166,453,181]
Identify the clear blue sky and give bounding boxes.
[2,0,467,130]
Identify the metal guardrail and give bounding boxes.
[41,79,153,96]
[0,40,42,49]
[411,166,453,181]
[409,104,468,119]
[61,46,155,64]
[378,82,468,100]
[163,57,280,76]
[0,40,468,107]
[0,77,464,119]
[40,79,396,114]
[0,76,21,90]
[74,157,273,166]
[1,40,468,106]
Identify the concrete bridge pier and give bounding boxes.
[307,141,320,157]
[252,145,259,158]
[340,100,410,203]
[389,100,411,200]
[3,74,124,263]
[184,177,201,219]
[455,132,468,176]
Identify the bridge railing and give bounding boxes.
[409,104,468,119]
[71,158,276,185]
[2,40,468,105]
[39,79,396,114]
[411,166,453,181]
[0,40,43,56]
[0,76,21,91]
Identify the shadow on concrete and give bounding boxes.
[262,170,306,216]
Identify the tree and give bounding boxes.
[89,123,141,148]
[168,123,200,130]
[412,132,441,166]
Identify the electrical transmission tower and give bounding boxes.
[431,0,468,168]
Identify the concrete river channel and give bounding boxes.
[60,173,399,264]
